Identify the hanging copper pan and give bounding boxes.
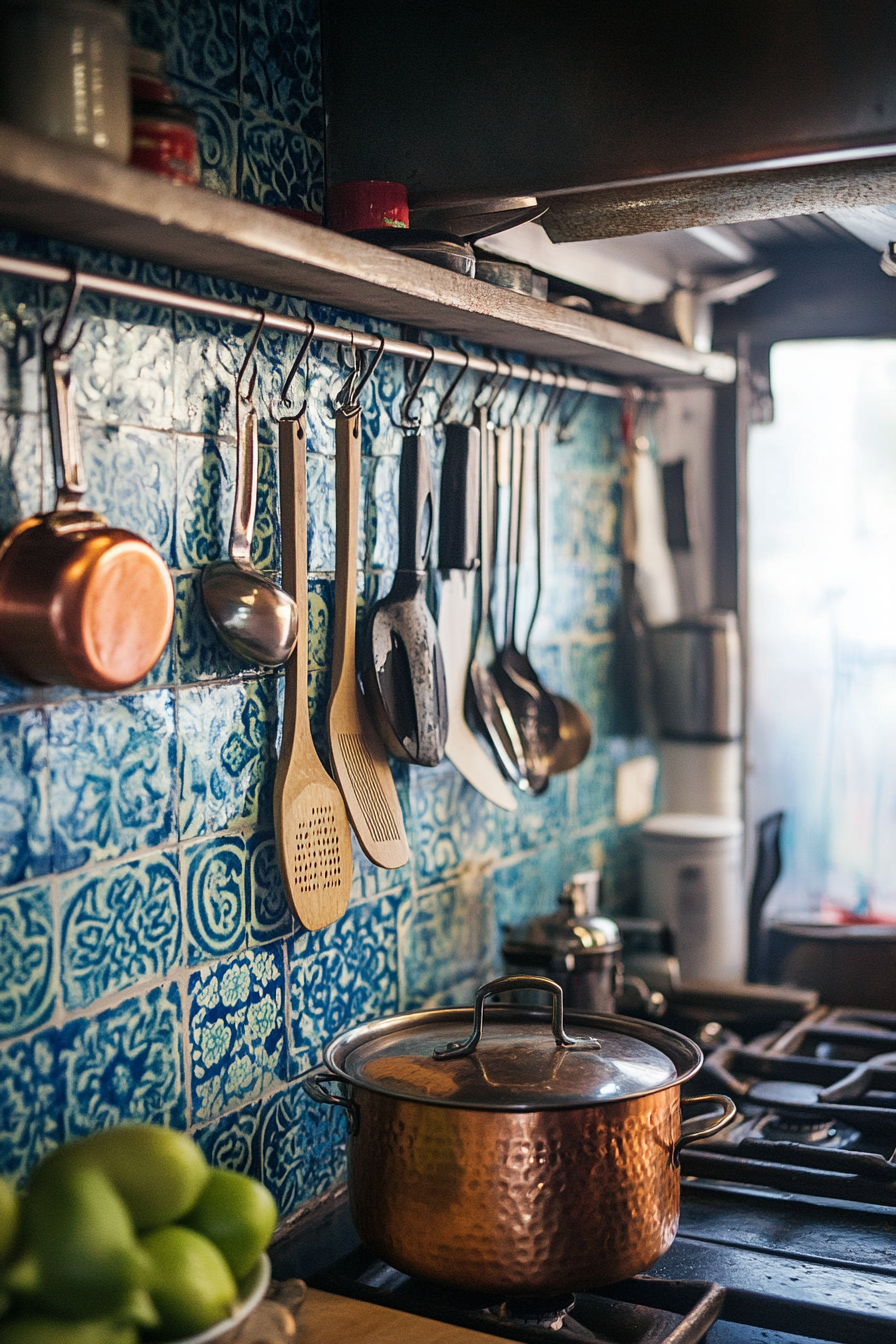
[0,311,174,691]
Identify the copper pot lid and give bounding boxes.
[325,976,701,1111]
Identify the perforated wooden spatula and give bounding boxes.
[327,407,409,869]
[274,414,353,928]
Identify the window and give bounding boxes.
[748,340,896,920]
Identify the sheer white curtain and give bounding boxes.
[748,340,896,920]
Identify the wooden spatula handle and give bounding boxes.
[278,414,311,751]
[333,407,361,688]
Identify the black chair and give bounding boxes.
[746,811,785,983]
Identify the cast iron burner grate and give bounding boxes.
[311,1246,726,1343]
[683,1005,896,1204]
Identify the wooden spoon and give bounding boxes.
[327,407,409,869]
[274,414,353,928]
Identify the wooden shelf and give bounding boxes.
[0,124,736,387]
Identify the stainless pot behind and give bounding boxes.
[648,610,741,741]
[304,975,735,1295]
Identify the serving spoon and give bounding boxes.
[202,316,299,667]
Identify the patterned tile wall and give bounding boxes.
[0,0,652,1219]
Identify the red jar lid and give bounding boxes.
[327,180,409,232]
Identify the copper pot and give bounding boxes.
[0,331,174,691]
[304,975,735,1295]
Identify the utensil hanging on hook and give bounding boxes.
[466,365,529,789]
[327,337,409,869]
[529,419,592,774]
[0,277,174,690]
[362,344,448,767]
[437,362,517,810]
[201,314,299,667]
[491,420,559,794]
[273,328,353,929]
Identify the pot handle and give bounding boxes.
[433,975,601,1060]
[302,1070,360,1136]
[675,1094,737,1164]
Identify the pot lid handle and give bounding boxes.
[432,975,601,1060]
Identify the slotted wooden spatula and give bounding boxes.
[327,407,409,869]
[274,414,353,928]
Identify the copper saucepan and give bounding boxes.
[304,974,735,1296]
[0,316,174,691]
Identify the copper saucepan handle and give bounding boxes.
[433,975,602,1060]
[675,1094,738,1164]
[303,1070,360,1135]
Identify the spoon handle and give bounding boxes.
[229,398,259,566]
[332,407,361,691]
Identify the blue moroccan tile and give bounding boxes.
[369,453,400,571]
[256,1079,346,1217]
[570,744,616,830]
[0,709,50,886]
[173,431,279,573]
[408,756,497,887]
[287,892,403,1077]
[240,0,323,136]
[0,884,55,1036]
[239,113,324,216]
[0,412,51,532]
[78,423,176,564]
[185,833,247,964]
[49,692,177,873]
[178,678,278,838]
[0,1028,61,1184]
[60,852,181,1009]
[306,453,336,574]
[58,983,186,1137]
[193,1098,260,1175]
[401,875,493,1011]
[68,315,174,430]
[184,88,240,198]
[247,831,294,945]
[189,947,286,1123]
[306,579,333,749]
[167,0,239,100]
[173,316,241,438]
[0,303,45,416]
[174,571,259,684]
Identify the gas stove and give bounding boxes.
[689,1005,896,1204]
[273,1004,896,1344]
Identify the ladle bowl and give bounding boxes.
[201,560,298,667]
[548,692,592,774]
[201,343,299,668]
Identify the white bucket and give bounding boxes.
[641,813,745,981]
[658,739,742,819]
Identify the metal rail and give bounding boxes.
[0,252,637,401]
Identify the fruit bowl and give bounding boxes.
[171,1253,271,1344]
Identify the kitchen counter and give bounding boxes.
[294,1287,498,1342]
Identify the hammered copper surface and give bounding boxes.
[0,512,174,689]
[347,1086,681,1295]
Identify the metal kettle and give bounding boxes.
[502,871,624,1012]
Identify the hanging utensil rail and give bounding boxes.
[0,252,646,401]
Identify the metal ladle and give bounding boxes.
[202,314,299,666]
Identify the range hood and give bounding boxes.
[322,1,896,240]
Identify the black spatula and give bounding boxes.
[362,433,448,766]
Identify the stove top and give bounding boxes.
[273,1003,896,1344]
[689,1004,896,1205]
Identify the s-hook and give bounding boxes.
[279,317,316,418]
[399,341,436,430]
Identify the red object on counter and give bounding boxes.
[130,102,200,186]
[326,180,409,232]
